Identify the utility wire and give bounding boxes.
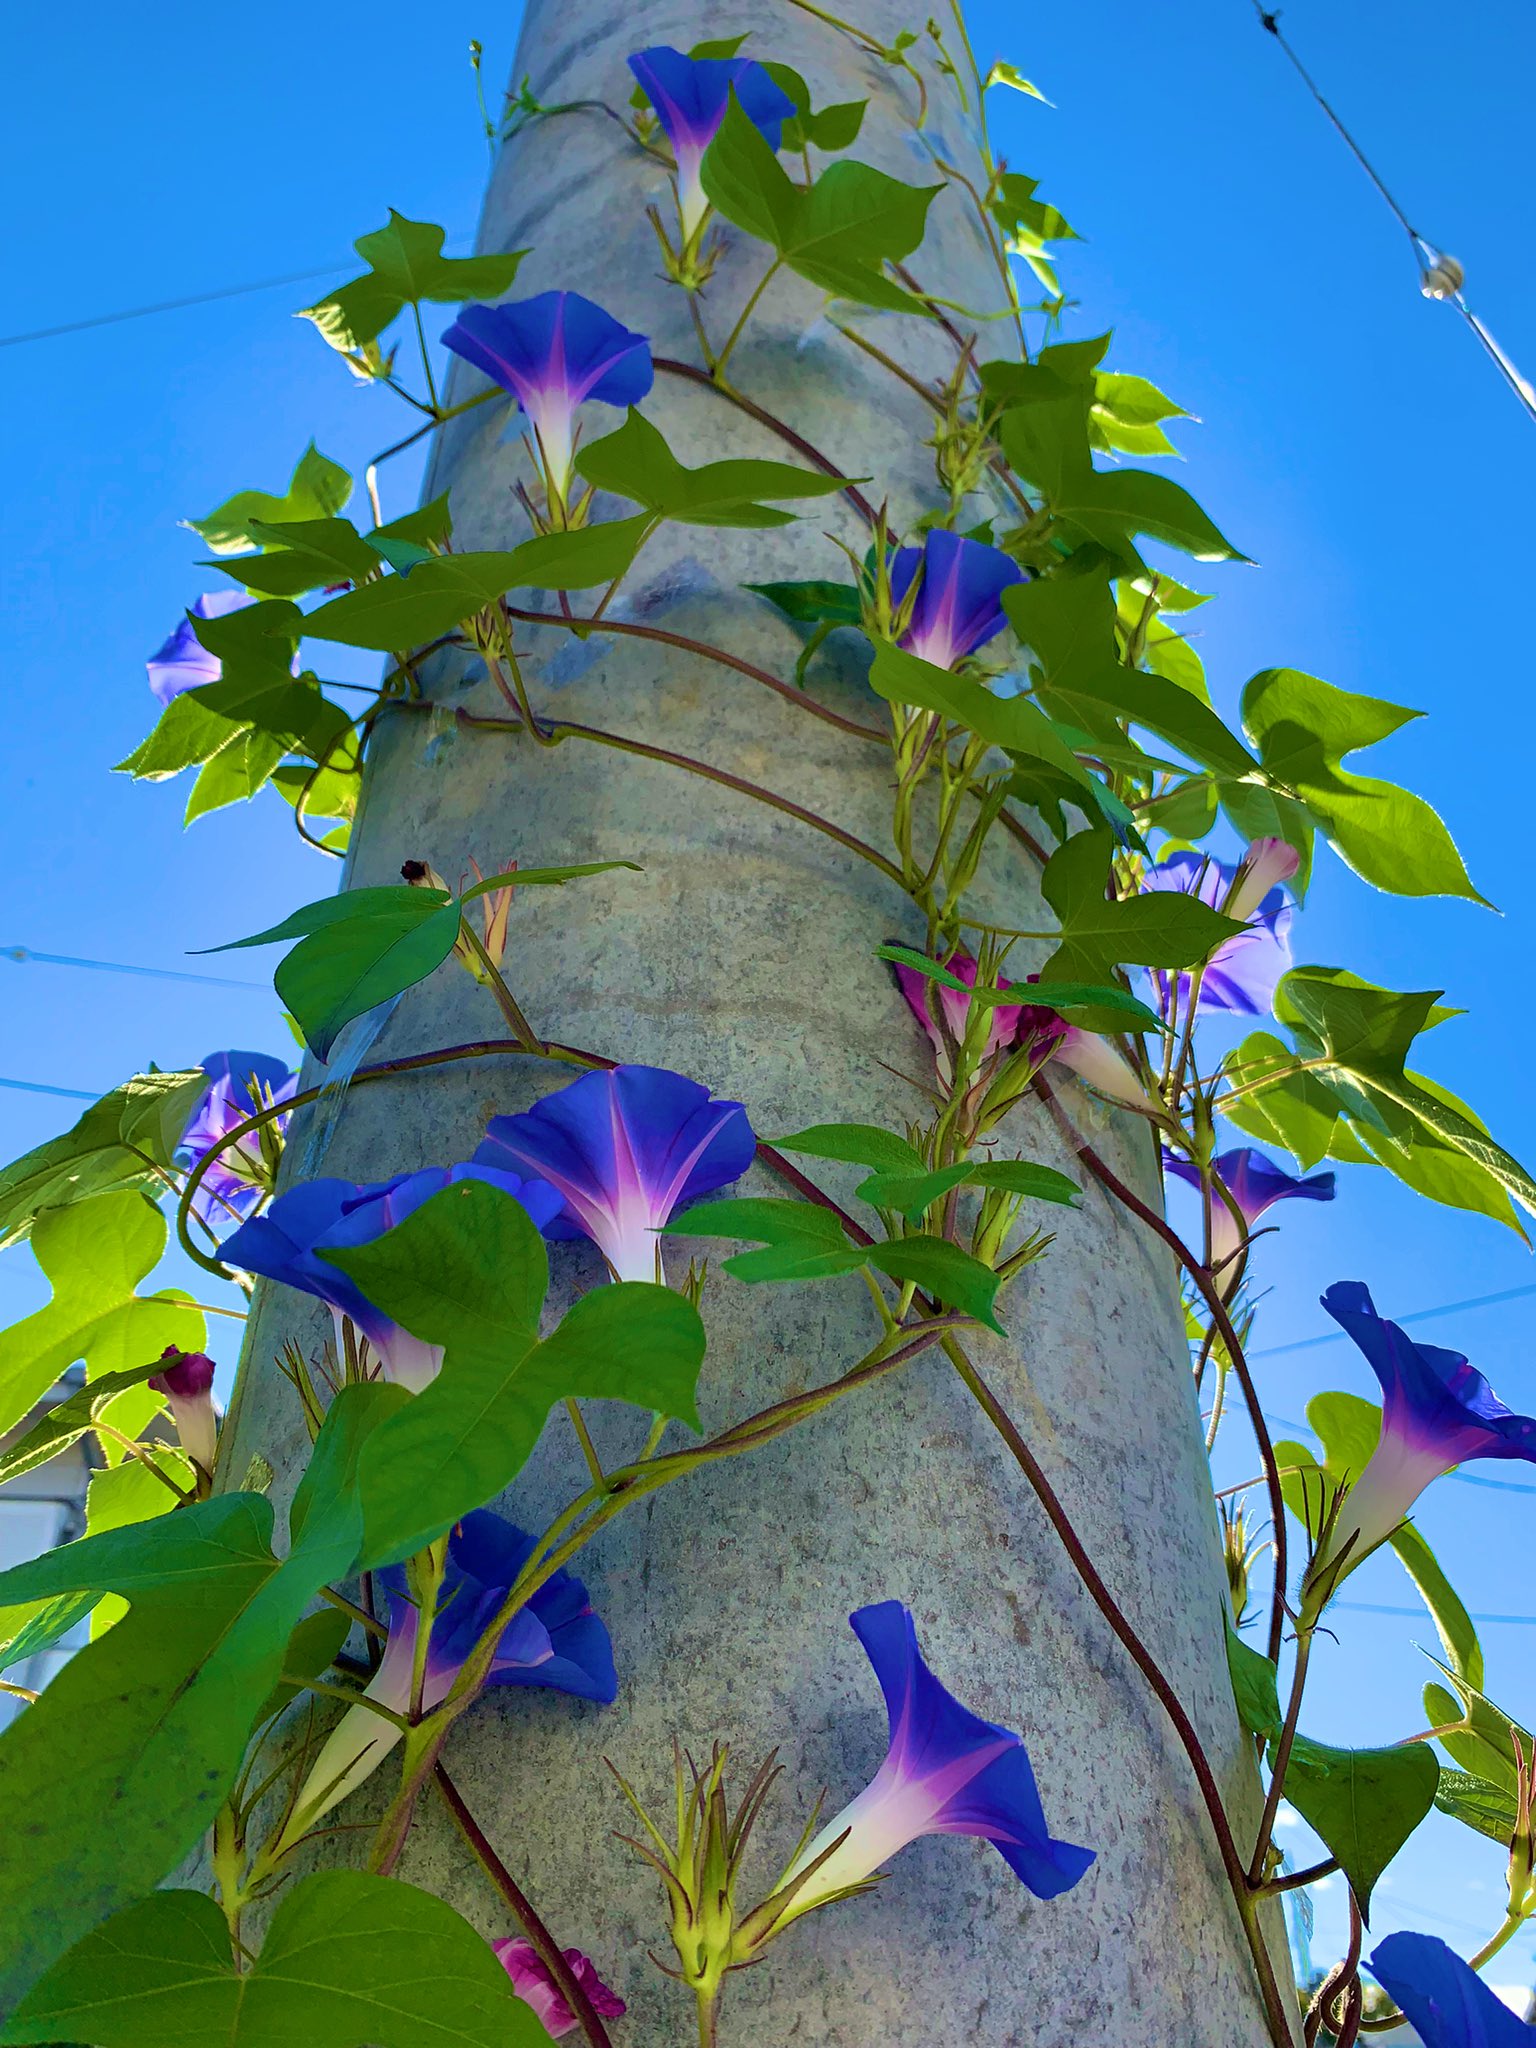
[0,1078,99,1103]
[0,234,471,351]
[1253,1284,1536,1358]
[4,946,265,991]
[1248,2,1536,425]
[0,263,350,349]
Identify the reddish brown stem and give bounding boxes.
[1034,1077,1289,1665]
[942,1335,1295,2048]
[502,605,883,743]
[653,355,881,527]
[457,706,904,886]
[435,1764,614,2048]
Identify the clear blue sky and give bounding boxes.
[4,0,1533,1998]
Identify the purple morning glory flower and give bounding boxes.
[1143,850,1293,1017]
[148,1345,218,1476]
[780,1602,1093,1916]
[1163,1145,1335,1275]
[220,1165,562,1391]
[1313,1281,1536,1579]
[628,45,796,240]
[145,591,253,706]
[493,1941,628,2039]
[279,1510,615,1851]
[441,293,654,503]
[889,531,1024,671]
[176,1049,297,1229]
[1370,1933,1533,2046]
[475,1064,754,1285]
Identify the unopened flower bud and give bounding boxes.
[400,858,450,893]
[1051,1028,1159,1115]
[1224,837,1300,922]
[148,1346,218,1476]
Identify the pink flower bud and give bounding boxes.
[1224,837,1299,922]
[147,1346,218,1475]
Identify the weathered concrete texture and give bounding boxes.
[226,4,1288,2040]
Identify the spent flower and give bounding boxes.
[492,1940,627,2039]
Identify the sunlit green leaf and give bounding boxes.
[0,1384,395,2008]
[302,212,524,355]
[1278,1733,1437,1919]
[0,1070,206,1252]
[0,1193,202,1450]
[578,409,852,527]
[702,92,941,312]
[1242,668,1487,904]
[188,445,351,556]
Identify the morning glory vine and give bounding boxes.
[0,11,1531,2048]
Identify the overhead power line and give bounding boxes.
[1248,2,1536,425]
[0,263,350,349]
[1253,1283,1536,1358]
[0,1078,99,1103]
[4,946,265,991]
[0,234,471,351]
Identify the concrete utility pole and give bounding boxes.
[227,4,1286,2040]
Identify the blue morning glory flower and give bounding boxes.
[145,591,253,706]
[441,292,654,503]
[889,530,1024,671]
[1143,850,1293,1016]
[1314,1281,1536,1578]
[780,1602,1094,1914]
[279,1509,615,1851]
[220,1165,562,1390]
[628,45,796,239]
[1370,1932,1534,2046]
[1163,1145,1335,1273]
[475,1064,754,1285]
[176,1049,297,1228]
